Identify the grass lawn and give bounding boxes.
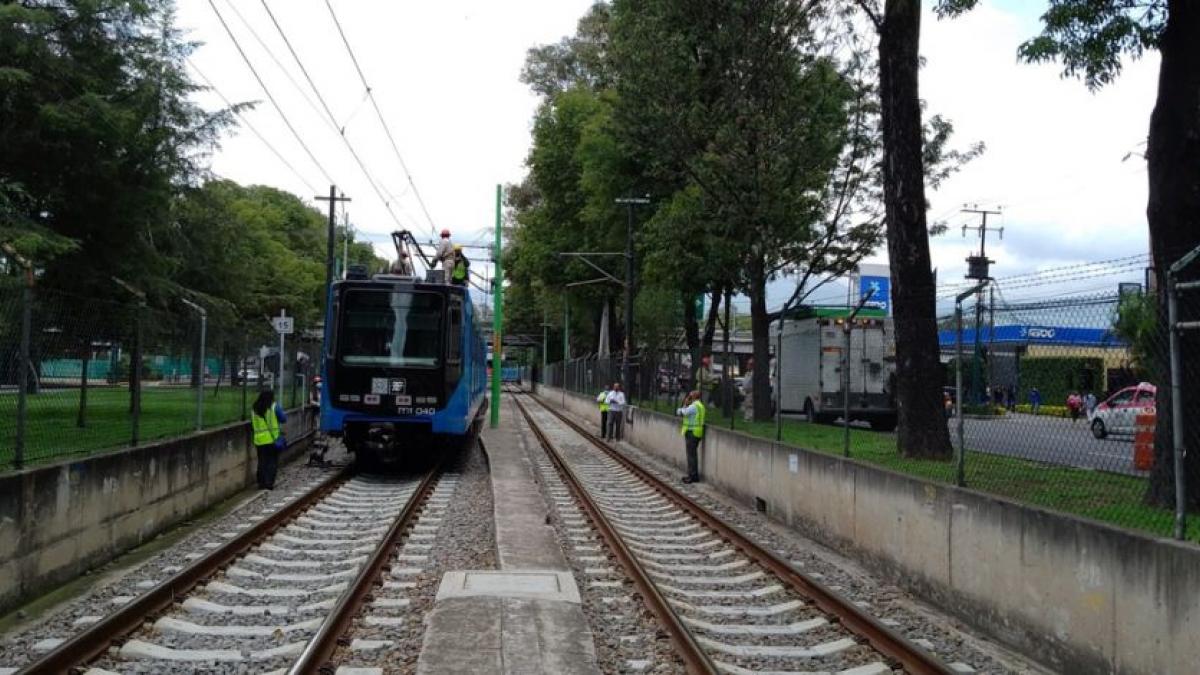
[640,398,1197,541]
[0,384,280,468]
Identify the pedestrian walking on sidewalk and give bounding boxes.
[677,390,706,484]
[251,389,288,490]
[1029,387,1042,415]
[605,383,626,441]
[596,384,612,439]
[1067,392,1083,423]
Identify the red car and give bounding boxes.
[1091,383,1156,439]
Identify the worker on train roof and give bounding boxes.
[435,229,454,282]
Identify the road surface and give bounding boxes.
[950,412,1145,476]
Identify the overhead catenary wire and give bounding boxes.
[258,0,414,234]
[216,0,335,135]
[323,0,440,238]
[187,60,318,195]
[936,255,1149,298]
[207,0,335,186]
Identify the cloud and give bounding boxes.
[919,3,1157,282]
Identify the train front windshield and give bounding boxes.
[339,290,443,368]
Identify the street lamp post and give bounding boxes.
[180,297,207,432]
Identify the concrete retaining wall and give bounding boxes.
[0,410,313,614]
[538,386,1199,674]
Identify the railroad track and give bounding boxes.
[17,460,450,675]
[511,390,953,675]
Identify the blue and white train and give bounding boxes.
[319,267,488,468]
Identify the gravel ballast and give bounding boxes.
[0,441,351,672]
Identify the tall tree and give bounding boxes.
[0,1,232,300]
[612,0,869,420]
[850,0,954,458]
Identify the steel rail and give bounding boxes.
[18,466,351,674]
[520,391,954,675]
[288,459,445,674]
[511,395,719,675]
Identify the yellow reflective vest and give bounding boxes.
[597,390,610,412]
[680,401,706,438]
[251,406,280,447]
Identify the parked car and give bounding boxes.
[235,368,260,385]
[1090,383,1156,439]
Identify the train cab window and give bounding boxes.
[339,290,443,368]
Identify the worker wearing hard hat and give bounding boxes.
[450,244,470,286]
[435,229,454,283]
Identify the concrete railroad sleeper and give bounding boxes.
[513,389,953,675]
[17,460,444,675]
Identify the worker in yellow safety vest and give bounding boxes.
[596,385,612,439]
[451,244,469,286]
[251,389,288,490]
[676,390,706,483]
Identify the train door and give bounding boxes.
[446,295,463,388]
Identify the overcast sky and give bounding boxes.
[178,0,1156,318]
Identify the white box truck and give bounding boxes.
[773,312,897,431]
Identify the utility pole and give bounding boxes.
[961,205,1002,404]
[491,184,503,428]
[615,196,650,398]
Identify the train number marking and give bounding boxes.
[415,407,436,416]
[364,394,381,405]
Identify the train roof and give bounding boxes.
[333,275,469,296]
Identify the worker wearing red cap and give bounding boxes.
[434,229,454,283]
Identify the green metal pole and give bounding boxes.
[490,184,503,428]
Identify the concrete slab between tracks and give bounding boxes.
[0,409,314,615]
[537,385,1200,675]
[416,399,600,674]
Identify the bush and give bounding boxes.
[962,404,1006,417]
[1015,403,1070,417]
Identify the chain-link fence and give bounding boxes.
[543,288,1200,542]
[1,286,322,470]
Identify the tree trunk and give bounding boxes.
[1146,0,1200,510]
[749,267,773,421]
[878,0,953,459]
[77,339,89,428]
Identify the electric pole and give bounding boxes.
[615,196,650,398]
[342,211,352,279]
[315,186,351,308]
[961,205,1002,404]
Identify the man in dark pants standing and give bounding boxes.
[605,382,626,441]
[676,390,706,483]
